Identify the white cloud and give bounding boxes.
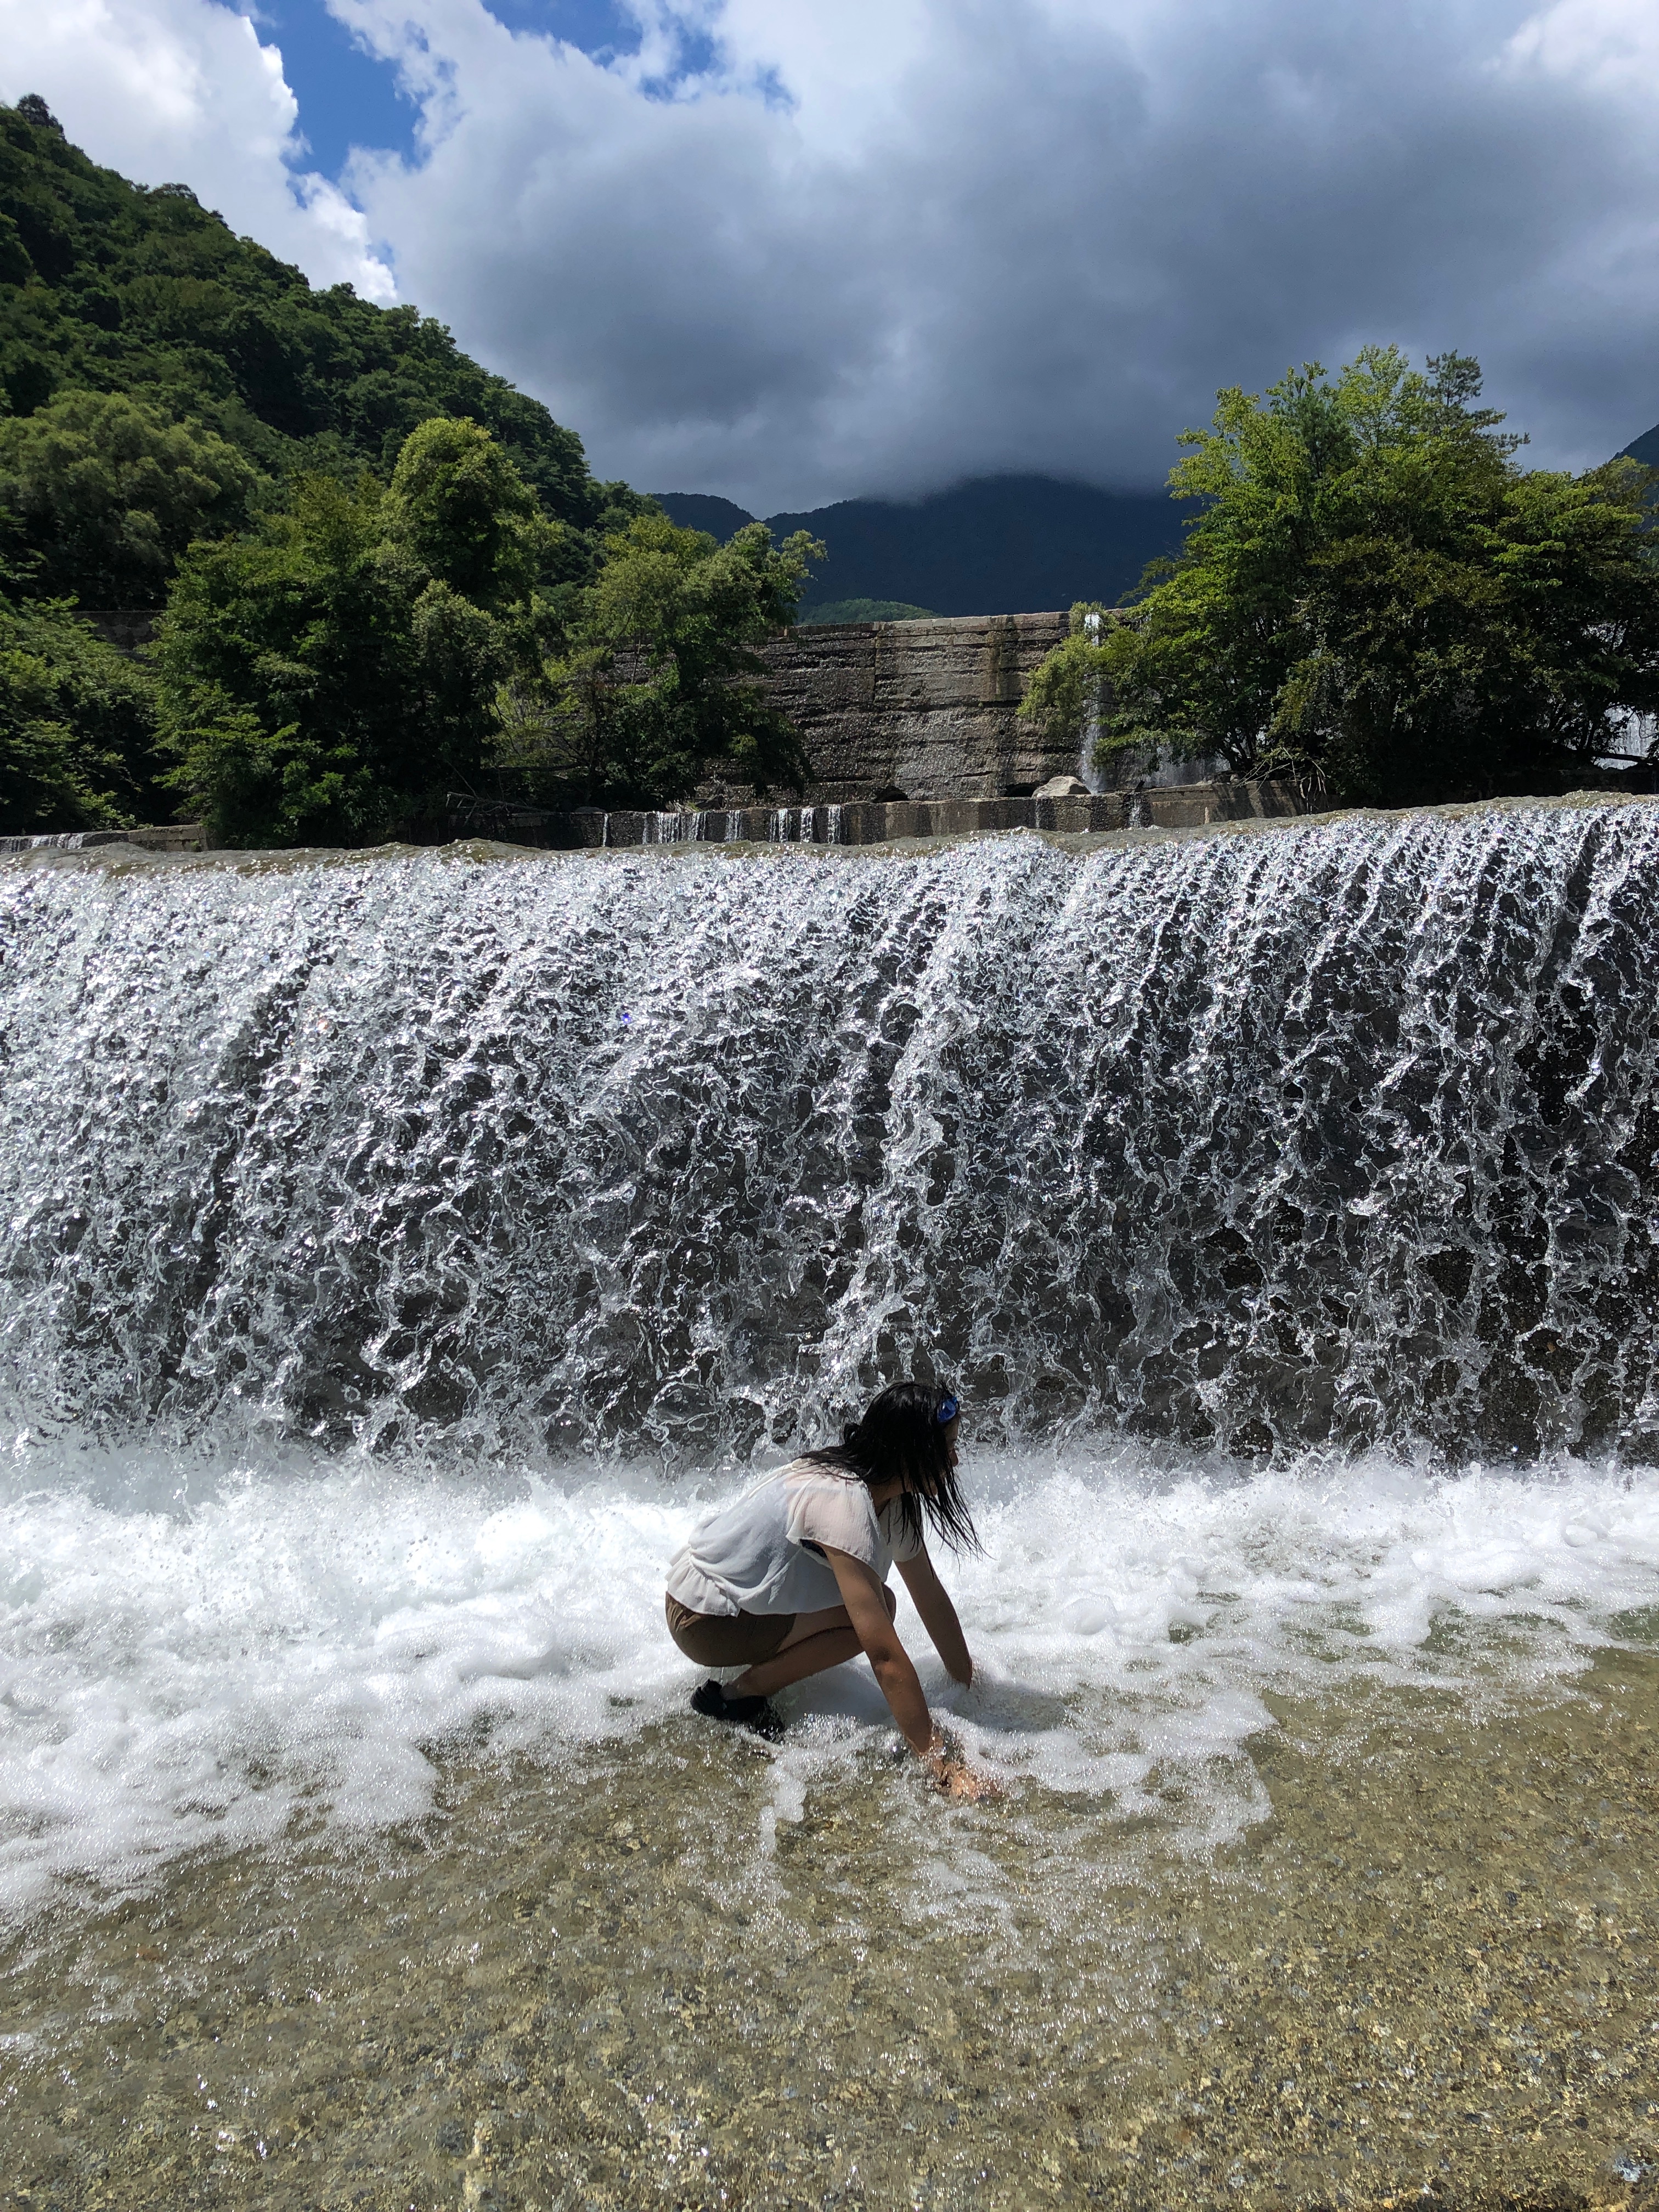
[8,0,1659,505]
[1502,0,1659,94]
[0,0,394,298]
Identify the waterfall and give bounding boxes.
[1078,610,1106,794]
[0,830,111,853]
[4,799,1657,1469]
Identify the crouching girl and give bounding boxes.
[663,1379,994,1798]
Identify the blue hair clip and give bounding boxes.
[936,1395,959,1424]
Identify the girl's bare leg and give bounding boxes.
[732,1589,896,1699]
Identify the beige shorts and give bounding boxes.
[664,1593,795,1669]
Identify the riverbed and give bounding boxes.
[3,1641,1655,2210]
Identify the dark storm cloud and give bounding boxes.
[328,0,1658,506]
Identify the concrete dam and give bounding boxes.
[41,608,1301,855]
[466,610,1303,849]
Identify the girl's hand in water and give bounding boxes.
[924,1735,1001,1802]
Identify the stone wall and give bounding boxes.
[742,611,1079,803]
[60,603,1234,825]
[72,605,1080,804]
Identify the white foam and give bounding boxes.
[1,1441,1656,1917]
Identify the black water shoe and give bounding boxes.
[691,1678,785,1741]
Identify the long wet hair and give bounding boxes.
[805,1379,980,1554]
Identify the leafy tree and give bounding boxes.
[380,414,562,608]
[0,387,257,604]
[0,575,160,830]
[155,421,553,848]
[492,514,824,807]
[1022,348,1659,804]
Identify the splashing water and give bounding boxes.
[1,800,1657,1911]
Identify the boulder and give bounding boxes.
[1035,774,1091,799]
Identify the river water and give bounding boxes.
[2,802,1657,2208]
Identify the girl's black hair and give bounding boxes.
[805,1378,980,1554]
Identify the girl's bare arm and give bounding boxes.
[896,1545,973,1685]
[824,1547,934,1753]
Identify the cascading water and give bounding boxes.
[6,800,1656,1465]
[1,801,1657,1916]
[645,809,702,844]
[0,830,114,853]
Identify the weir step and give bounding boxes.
[0,823,206,855]
[453,780,1312,850]
[1,787,1308,860]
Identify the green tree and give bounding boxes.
[0,387,257,604]
[381,414,562,605]
[1022,348,1659,804]
[0,575,160,831]
[155,421,554,848]
[494,514,824,807]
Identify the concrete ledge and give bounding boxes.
[0,823,205,855]
[2,786,1311,862]
[476,781,1313,850]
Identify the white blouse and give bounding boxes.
[665,1458,923,1618]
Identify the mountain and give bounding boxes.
[0,94,615,527]
[651,493,755,540]
[795,598,938,624]
[654,475,1189,619]
[1621,422,1659,470]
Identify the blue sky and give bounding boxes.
[266,0,645,173]
[261,0,414,169]
[266,0,731,175]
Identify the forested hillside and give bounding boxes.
[0,94,625,536]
